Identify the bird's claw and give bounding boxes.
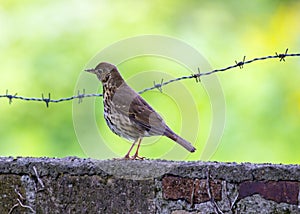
[113,154,145,160]
[131,155,145,160]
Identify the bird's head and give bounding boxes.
[85,62,118,83]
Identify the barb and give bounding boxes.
[42,93,51,108]
[77,89,86,104]
[235,56,246,69]
[1,49,299,106]
[5,90,18,104]
[192,67,202,83]
[153,79,164,93]
[275,48,288,62]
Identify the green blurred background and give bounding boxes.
[0,0,300,163]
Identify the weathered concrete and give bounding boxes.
[0,157,299,213]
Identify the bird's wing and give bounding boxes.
[111,85,166,136]
[127,95,166,136]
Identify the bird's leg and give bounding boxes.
[123,139,138,159]
[131,138,145,160]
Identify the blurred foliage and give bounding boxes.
[0,0,300,163]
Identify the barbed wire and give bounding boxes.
[0,49,299,107]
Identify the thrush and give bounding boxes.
[86,62,196,159]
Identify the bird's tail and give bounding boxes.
[164,128,196,152]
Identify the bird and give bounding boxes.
[85,62,196,159]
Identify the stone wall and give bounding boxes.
[0,157,299,213]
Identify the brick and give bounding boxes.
[162,176,221,204]
[238,181,299,205]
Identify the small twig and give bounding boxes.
[8,203,19,214]
[9,189,36,214]
[206,170,223,214]
[14,188,25,200]
[33,166,45,189]
[230,194,239,210]
[17,198,36,213]
[224,181,239,212]
[190,179,198,207]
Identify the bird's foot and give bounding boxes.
[112,154,131,160]
[115,154,145,160]
[130,154,145,160]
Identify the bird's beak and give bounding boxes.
[85,68,96,73]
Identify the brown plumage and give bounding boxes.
[86,62,196,159]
